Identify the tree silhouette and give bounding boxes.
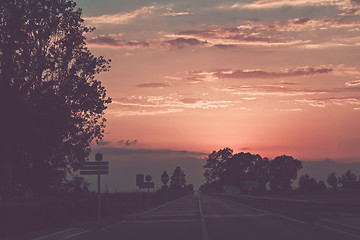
[0,0,111,198]
[338,170,358,186]
[326,172,338,190]
[298,174,318,193]
[170,166,187,192]
[203,148,233,185]
[267,155,302,192]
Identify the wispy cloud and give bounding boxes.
[108,95,236,117]
[171,66,333,83]
[136,83,171,88]
[83,5,163,24]
[346,80,360,87]
[217,66,333,79]
[87,35,152,48]
[296,97,360,108]
[219,85,329,97]
[87,35,207,49]
[118,139,138,146]
[163,11,192,17]
[219,0,341,10]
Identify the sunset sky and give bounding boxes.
[73,0,360,190]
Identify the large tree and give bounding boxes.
[169,166,187,192]
[0,0,111,197]
[326,172,338,189]
[267,155,302,192]
[203,148,233,185]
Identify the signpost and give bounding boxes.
[80,153,108,221]
[136,174,154,207]
[161,171,169,186]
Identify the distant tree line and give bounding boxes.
[199,148,360,194]
[297,170,360,193]
[199,148,302,193]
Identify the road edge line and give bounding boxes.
[62,230,89,240]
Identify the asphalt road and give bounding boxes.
[33,194,360,240]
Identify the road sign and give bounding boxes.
[161,171,169,185]
[145,175,152,182]
[79,161,109,175]
[95,153,103,161]
[140,182,154,188]
[136,174,144,187]
[80,166,109,171]
[81,161,108,166]
[80,170,109,175]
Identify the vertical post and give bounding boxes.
[147,187,150,207]
[98,161,101,222]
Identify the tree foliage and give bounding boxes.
[170,166,187,192]
[0,0,111,197]
[338,169,358,185]
[299,174,319,193]
[326,172,338,189]
[202,148,301,193]
[267,155,302,192]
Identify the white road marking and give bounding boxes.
[101,220,126,231]
[62,230,89,240]
[32,228,88,240]
[198,195,209,240]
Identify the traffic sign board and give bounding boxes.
[140,182,154,188]
[80,170,109,175]
[145,175,152,182]
[80,166,109,171]
[161,171,169,185]
[81,161,108,166]
[95,153,103,161]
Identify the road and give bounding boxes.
[33,194,360,240]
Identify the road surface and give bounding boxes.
[33,194,360,240]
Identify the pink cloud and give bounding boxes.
[83,5,163,25]
[217,66,333,79]
[136,83,171,88]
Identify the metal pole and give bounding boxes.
[147,187,150,207]
[98,162,101,221]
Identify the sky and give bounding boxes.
[73,0,360,191]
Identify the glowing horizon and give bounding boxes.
[76,0,360,161]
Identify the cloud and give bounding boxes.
[163,38,208,49]
[118,139,138,146]
[296,97,360,108]
[217,66,333,79]
[96,140,111,146]
[173,66,332,84]
[87,35,207,50]
[108,95,236,116]
[87,35,151,49]
[346,80,360,86]
[223,0,340,10]
[92,147,206,156]
[136,83,171,88]
[83,5,163,25]
[163,11,192,17]
[218,85,328,97]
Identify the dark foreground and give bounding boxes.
[20,194,360,240]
